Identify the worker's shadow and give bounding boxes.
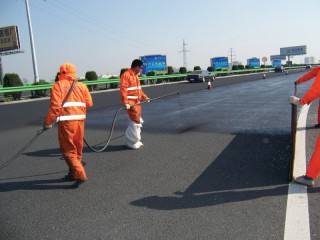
[23,144,128,163]
[0,177,74,192]
[131,132,294,210]
[24,148,63,158]
[23,147,102,158]
[131,185,289,210]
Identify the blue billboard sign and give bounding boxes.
[211,57,228,70]
[247,58,260,67]
[272,59,282,67]
[140,55,167,75]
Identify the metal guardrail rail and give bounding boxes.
[0,74,188,93]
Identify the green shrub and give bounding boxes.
[3,73,23,100]
[194,66,201,70]
[238,65,244,70]
[167,66,174,75]
[32,79,49,97]
[179,67,187,74]
[85,71,98,91]
[207,66,214,72]
[232,65,238,70]
[146,71,156,76]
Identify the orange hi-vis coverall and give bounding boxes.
[299,66,320,179]
[45,64,93,181]
[120,68,148,124]
[297,66,320,124]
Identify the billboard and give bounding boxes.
[247,58,260,67]
[280,45,306,56]
[140,55,167,75]
[0,25,20,52]
[272,59,282,67]
[270,55,286,61]
[210,57,228,70]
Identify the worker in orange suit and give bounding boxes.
[290,66,320,187]
[43,63,93,188]
[120,59,150,149]
[295,66,320,127]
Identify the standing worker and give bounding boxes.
[290,66,320,187]
[43,63,93,188]
[120,59,150,149]
[294,66,320,127]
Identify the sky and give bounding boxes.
[1,0,320,82]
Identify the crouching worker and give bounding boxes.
[43,63,93,188]
[290,67,320,187]
[120,59,150,149]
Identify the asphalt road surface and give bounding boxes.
[0,70,318,240]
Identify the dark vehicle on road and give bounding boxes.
[274,66,285,73]
[187,70,215,83]
[306,65,312,70]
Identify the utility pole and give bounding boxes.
[25,0,39,82]
[179,39,190,70]
[228,48,236,69]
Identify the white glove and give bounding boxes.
[289,96,300,105]
[125,104,131,109]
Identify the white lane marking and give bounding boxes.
[284,104,311,240]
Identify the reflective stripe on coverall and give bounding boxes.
[120,69,148,148]
[299,66,320,179]
[296,66,320,124]
[45,63,93,180]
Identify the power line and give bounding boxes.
[38,0,176,54]
[29,3,132,48]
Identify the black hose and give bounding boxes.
[83,107,124,153]
[0,128,44,172]
[83,91,180,153]
[0,92,180,170]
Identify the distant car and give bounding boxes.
[306,65,312,69]
[274,66,285,73]
[187,70,215,83]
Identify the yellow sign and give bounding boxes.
[0,25,20,52]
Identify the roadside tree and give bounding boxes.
[194,66,201,70]
[85,71,98,91]
[3,73,23,100]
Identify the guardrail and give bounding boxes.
[0,66,311,94]
[0,74,188,93]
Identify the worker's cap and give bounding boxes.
[60,63,76,75]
